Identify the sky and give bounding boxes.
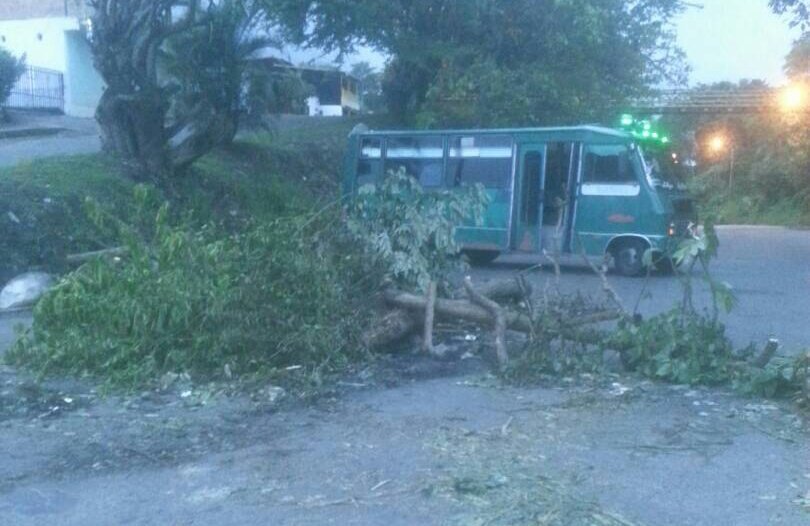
[675,0,802,86]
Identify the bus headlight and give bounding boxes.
[667,222,676,237]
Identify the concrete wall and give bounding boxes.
[0,17,103,117]
[64,29,102,117]
[0,17,78,71]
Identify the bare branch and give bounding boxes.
[464,276,509,369]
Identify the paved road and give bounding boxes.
[0,226,809,525]
[474,225,810,355]
[0,133,101,168]
[0,113,101,168]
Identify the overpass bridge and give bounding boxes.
[626,85,808,114]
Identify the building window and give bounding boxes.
[384,136,444,187]
[356,137,382,186]
[582,144,637,184]
[448,135,513,188]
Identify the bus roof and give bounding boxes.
[351,125,632,142]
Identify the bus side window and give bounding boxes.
[448,135,513,188]
[385,136,444,187]
[357,137,382,186]
[582,144,636,184]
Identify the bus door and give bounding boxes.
[542,142,578,254]
[512,144,546,252]
[573,143,643,255]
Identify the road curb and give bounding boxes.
[0,127,65,140]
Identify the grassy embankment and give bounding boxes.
[0,117,367,283]
[1,117,381,390]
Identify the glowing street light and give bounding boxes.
[706,133,735,190]
[708,134,727,153]
[779,83,807,112]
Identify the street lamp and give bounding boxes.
[778,82,807,113]
[708,134,727,154]
[707,133,735,191]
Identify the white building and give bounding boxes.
[252,48,361,117]
[0,0,103,117]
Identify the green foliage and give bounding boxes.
[612,309,734,385]
[612,226,809,404]
[244,67,311,123]
[662,78,810,227]
[0,45,24,105]
[350,61,385,114]
[612,224,736,384]
[770,0,810,28]
[163,0,273,144]
[346,170,488,291]
[0,156,134,283]
[785,33,810,78]
[0,117,361,283]
[7,187,373,389]
[736,353,810,402]
[267,0,688,126]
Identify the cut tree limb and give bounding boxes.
[466,278,531,303]
[363,309,417,349]
[366,278,620,350]
[464,276,509,369]
[384,290,621,335]
[422,281,437,355]
[751,338,780,368]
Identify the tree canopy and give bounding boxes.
[266,0,688,126]
[771,0,810,29]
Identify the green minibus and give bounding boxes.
[343,125,696,276]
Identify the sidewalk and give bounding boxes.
[0,110,101,167]
[0,109,98,139]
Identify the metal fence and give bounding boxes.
[4,66,65,112]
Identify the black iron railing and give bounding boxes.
[4,66,65,112]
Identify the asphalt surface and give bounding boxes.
[0,226,809,525]
[475,225,810,355]
[0,113,101,168]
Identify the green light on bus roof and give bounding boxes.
[620,114,634,126]
[642,121,652,131]
[661,136,670,144]
[651,132,659,139]
[642,130,651,138]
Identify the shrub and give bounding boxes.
[0,156,134,284]
[6,187,375,389]
[0,46,24,105]
[346,170,488,292]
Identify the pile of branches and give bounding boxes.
[364,273,621,371]
[363,263,809,408]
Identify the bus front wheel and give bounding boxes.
[464,250,501,266]
[612,239,649,277]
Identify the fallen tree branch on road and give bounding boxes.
[464,276,509,369]
[364,277,623,367]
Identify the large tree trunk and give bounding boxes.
[96,88,172,178]
[89,0,238,178]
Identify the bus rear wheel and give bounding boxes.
[464,250,500,266]
[612,239,649,277]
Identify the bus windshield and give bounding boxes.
[639,145,687,190]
